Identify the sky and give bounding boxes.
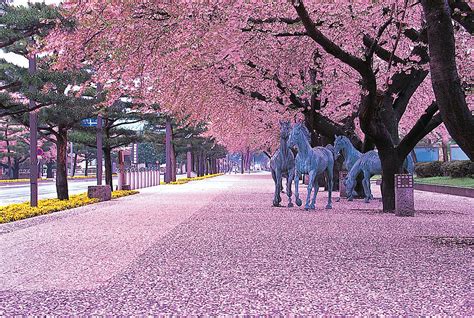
[0,0,61,67]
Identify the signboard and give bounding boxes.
[132,143,138,164]
[81,118,98,127]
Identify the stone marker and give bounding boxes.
[395,174,415,217]
[339,170,348,198]
[88,185,112,202]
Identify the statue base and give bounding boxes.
[339,170,348,198]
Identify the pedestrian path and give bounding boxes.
[0,173,472,315]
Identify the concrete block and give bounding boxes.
[88,185,112,202]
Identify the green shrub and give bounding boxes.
[440,160,474,178]
[415,161,443,177]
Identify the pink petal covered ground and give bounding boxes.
[0,173,472,315]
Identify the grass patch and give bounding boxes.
[415,176,474,188]
[166,173,224,185]
[0,190,138,224]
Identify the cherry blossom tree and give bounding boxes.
[44,1,472,210]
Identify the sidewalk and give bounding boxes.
[0,173,472,315]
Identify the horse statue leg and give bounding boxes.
[286,168,294,207]
[326,163,333,209]
[345,177,354,201]
[294,171,302,207]
[305,171,316,210]
[272,167,282,207]
[309,175,319,210]
[362,169,371,203]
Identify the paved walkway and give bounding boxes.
[0,173,472,315]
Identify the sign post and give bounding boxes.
[29,52,38,207]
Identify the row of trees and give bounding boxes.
[0,3,227,200]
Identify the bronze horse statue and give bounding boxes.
[270,121,295,207]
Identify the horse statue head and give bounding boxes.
[345,175,356,195]
[288,122,311,149]
[334,135,350,159]
[279,120,292,140]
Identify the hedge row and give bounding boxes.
[415,160,474,178]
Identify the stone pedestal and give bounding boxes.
[88,185,111,202]
[395,174,414,217]
[339,170,348,198]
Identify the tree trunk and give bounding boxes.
[164,117,172,183]
[85,159,89,176]
[421,0,474,160]
[378,148,403,212]
[46,162,54,178]
[56,128,69,200]
[5,126,13,179]
[199,152,205,176]
[72,153,78,177]
[12,159,19,179]
[104,147,113,189]
[171,144,176,181]
[241,152,244,174]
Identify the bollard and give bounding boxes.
[395,174,415,216]
[135,171,139,189]
[339,170,348,198]
[118,170,123,190]
[125,170,130,188]
[129,171,134,190]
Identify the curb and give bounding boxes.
[414,183,474,198]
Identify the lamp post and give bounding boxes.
[96,83,103,186]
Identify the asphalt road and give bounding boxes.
[0,178,118,206]
[0,174,191,206]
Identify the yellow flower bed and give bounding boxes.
[0,190,138,224]
[0,178,47,183]
[112,190,139,198]
[167,173,224,185]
